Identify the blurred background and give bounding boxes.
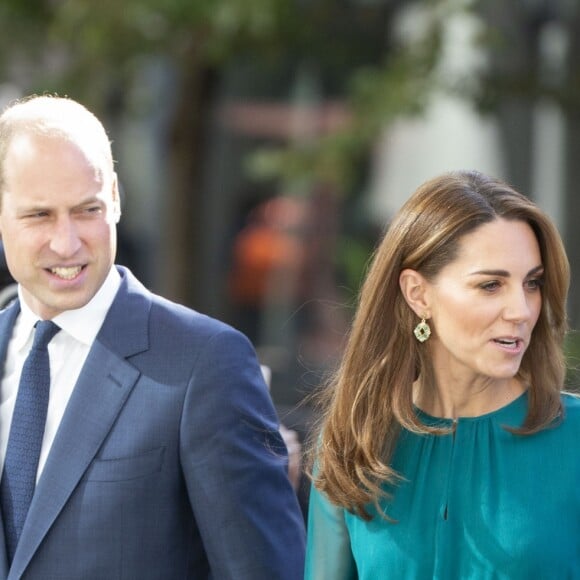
[1,0,580,501]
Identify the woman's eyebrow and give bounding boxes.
[468,265,544,277]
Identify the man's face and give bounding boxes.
[0,132,119,319]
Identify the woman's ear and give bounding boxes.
[399,269,430,318]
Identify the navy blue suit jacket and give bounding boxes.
[0,267,305,579]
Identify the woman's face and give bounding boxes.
[425,218,543,386]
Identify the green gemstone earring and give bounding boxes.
[413,318,431,343]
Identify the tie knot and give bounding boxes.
[32,320,60,350]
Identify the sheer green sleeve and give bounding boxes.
[305,482,358,579]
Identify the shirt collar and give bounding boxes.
[16,267,122,347]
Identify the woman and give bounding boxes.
[305,170,579,579]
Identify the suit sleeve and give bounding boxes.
[179,326,305,579]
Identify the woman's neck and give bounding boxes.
[413,376,526,419]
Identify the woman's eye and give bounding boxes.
[480,281,500,292]
[526,278,544,291]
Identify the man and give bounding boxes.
[0,95,305,579]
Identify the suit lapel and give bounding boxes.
[0,302,20,579]
[0,303,19,370]
[8,268,152,578]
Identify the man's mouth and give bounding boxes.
[49,266,83,280]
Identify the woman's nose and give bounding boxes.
[502,289,533,323]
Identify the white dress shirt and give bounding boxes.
[0,267,121,481]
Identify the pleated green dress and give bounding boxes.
[305,392,580,579]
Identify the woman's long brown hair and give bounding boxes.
[309,170,570,520]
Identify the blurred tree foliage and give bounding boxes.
[0,0,307,304]
[0,0,453,305]
[248,1,451,193]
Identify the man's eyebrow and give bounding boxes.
[468,265,544,277]
[15,203,50,214]
[74,195,102,206]
[69,197,106,212]
[15,195,103,214]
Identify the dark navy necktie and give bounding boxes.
[1,320,60,562]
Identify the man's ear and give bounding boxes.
[111,172,121,224]
[399,269,430,318]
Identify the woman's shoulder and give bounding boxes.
[562,391,580,406]
[561,392,580,422]
[526,393,580,452]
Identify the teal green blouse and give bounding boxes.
[305,392,580,579]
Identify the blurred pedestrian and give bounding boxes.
[228,195,308,343]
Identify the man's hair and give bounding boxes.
[0,94,114,199]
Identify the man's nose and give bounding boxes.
[49,217,81,257]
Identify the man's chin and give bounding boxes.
[25,291,94,319]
